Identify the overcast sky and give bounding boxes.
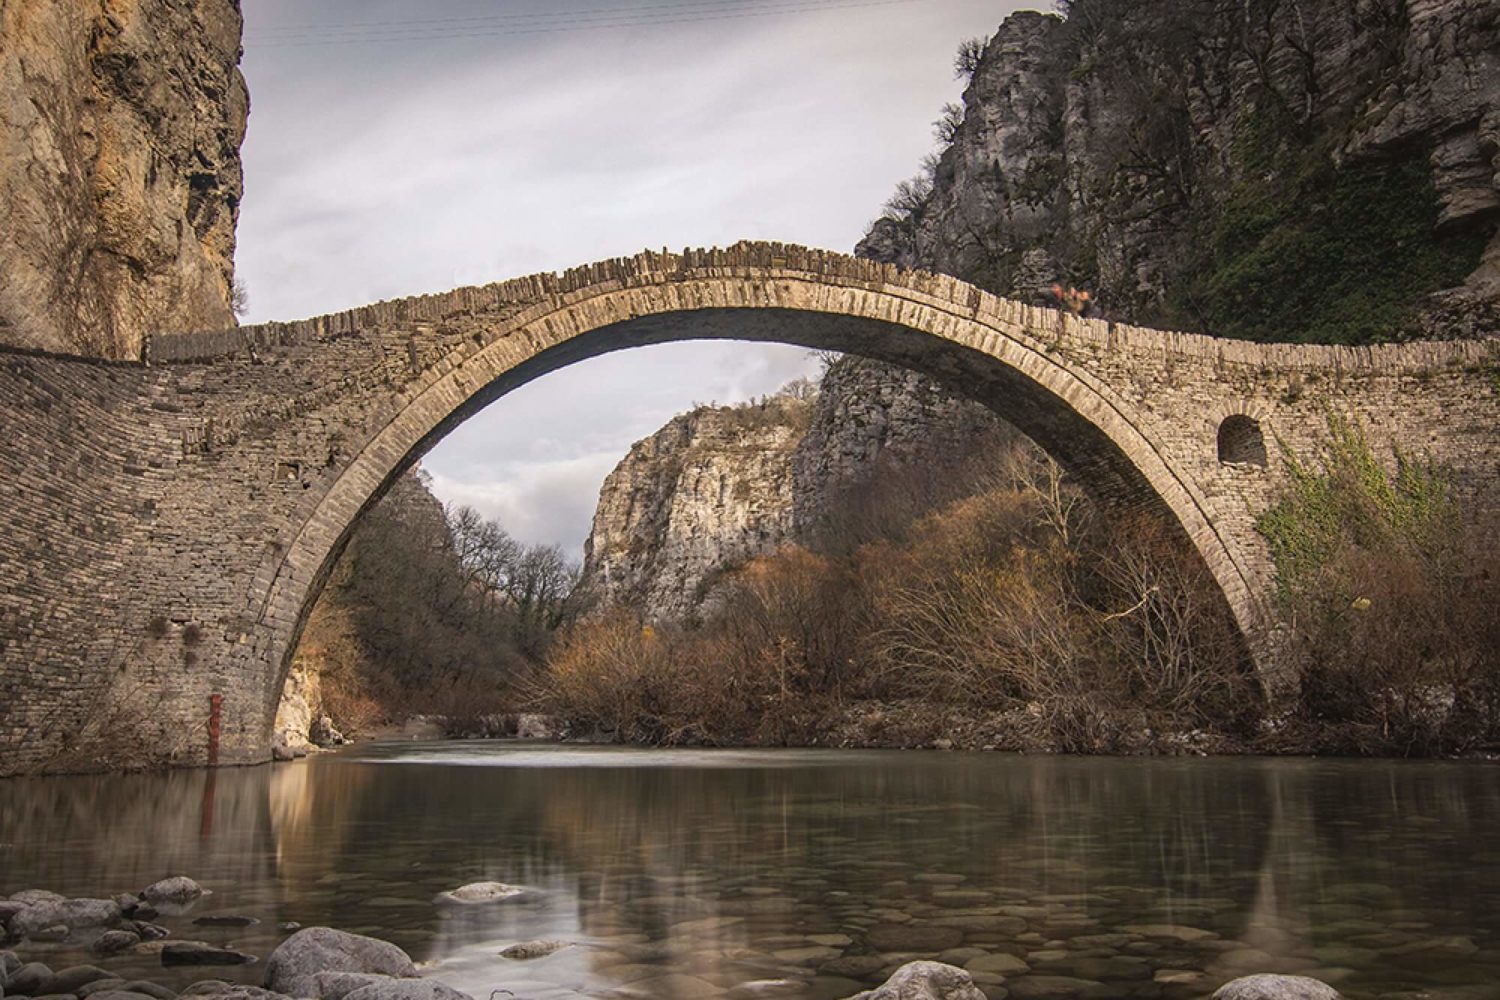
[237,0,1027,556]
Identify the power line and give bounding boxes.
[243,0,920,48]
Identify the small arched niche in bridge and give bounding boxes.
[1217,414,1268,467]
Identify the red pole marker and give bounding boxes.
[207,693,223,767]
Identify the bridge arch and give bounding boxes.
[251,254,1263,743]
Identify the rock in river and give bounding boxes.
[94,931,143,956]
[343,981,472,1000]
[264,928,417,998]
[143,878,206,907]
[1213,975,1343,1000]
[11,899,122,938]
[432,883,529,906]
[49,966,117,993]
[843,961,987,1000]
[498,940,570,960]
[8,961,57,995]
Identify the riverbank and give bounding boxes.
[357,699,1499,761]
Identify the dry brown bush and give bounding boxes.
[1291,541,1500,753]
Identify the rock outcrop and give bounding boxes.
[791,358,1005,538]
[581,395,812,621]
[0,0,247,359]
[579,361,1007,622]
[861,1,1499,341]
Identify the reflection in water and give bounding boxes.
[2,746,1497,999]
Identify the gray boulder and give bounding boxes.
[0,902,29,929]
[180,989,290,1000]
[1213,976,1343,1000]
[88,991,168,1000]
[116,984,176,1000]
[11,899,121,938]
[93,932,142,956]
[343,981,472,1000]
[843,961,987,1000]
[264,929,416,998]
[49,967,116,994]
[142,879,205,907]
[77,980,129,997]
[312,973,393,1000]
[8,963,55,996]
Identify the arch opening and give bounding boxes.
[1217,414,1268,467]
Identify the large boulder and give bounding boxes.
[343,982,472,1000]
[8,962,56,995]
[143,877,206,906]
[48,966,117,994]
[182,988,292,1000]
[1213,975,1343,1000]
[843,961,987,1000]
[10,899,121,938]
[264,929,416,998]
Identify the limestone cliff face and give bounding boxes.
[0,0,247,359]
[790,359,1003,537]
[862,1,1500,341]
[581,399,810,621]
[580,363,1003,621]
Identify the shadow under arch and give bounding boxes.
[256,278,1262,741]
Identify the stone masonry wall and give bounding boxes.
[0,245,1495,773]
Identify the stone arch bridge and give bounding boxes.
[1,243,1495,773]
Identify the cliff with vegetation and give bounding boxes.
[0,0,246,359]
[578,362,1008,623]
[581,393,813,622]
[862,0,1499,343]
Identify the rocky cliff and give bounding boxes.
[580,363,1005,621]
[862,0,1499,342]
[0,0,247,359]
[582,395,812,621]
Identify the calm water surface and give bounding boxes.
[2,744,1498,999]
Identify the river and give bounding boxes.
[2,744,1498,999]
